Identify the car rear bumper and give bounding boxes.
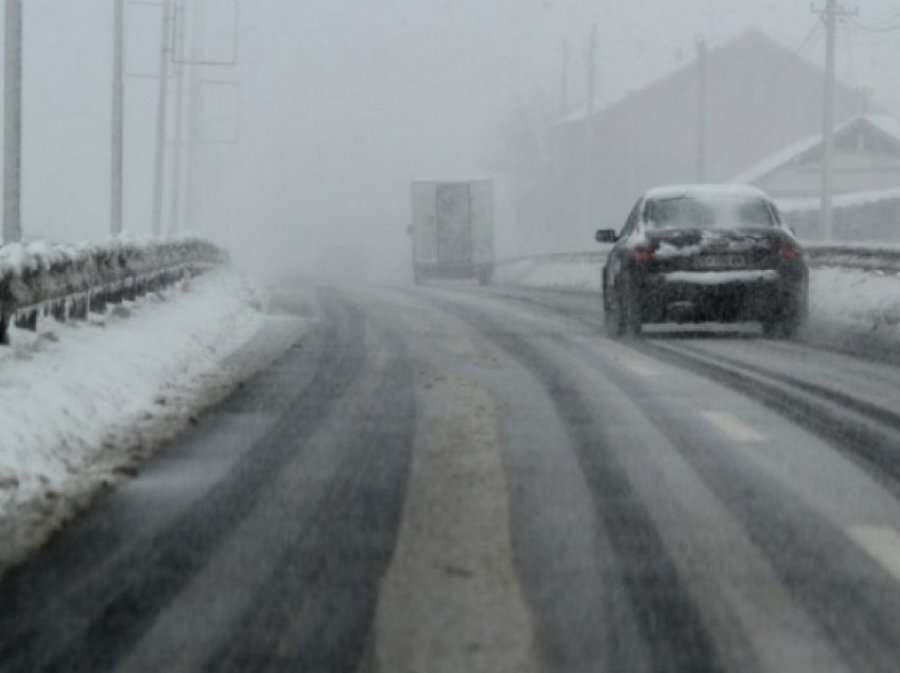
[639,270,805,324]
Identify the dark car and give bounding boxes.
[596,184,809,338]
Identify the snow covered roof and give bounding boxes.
[777,185,900,213]
[733,115,900,184]
[553,103,590,127]
[644,183,771,201]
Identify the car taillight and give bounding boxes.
[781,242,802,262]
[632,247,655,265]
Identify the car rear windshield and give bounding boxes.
[644,195,777,229]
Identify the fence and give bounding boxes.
[803,242,900,273]
[0,237,227,344]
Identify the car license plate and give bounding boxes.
[695,254,748,269]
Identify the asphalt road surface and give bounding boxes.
[3,283,900,673]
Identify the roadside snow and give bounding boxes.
[810,267,900,336]
[494,253,605,292]
[0,269,312,568]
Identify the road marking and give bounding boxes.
[700,411,766,443]
[372,377,538,673]
[849,525,900,583]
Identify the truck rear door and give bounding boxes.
[469,179,494,264]
[411,181,438,263]
[436,182,472,265]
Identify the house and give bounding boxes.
[522,30,867,251]
[734,115,900,241]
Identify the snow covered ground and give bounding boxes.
[494,253,606,293]
[805,267,900,358]
[0,269,313,570]
[495,255,900,356]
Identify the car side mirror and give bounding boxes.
[595,229,617,243]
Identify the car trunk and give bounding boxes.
[646,228,784,273]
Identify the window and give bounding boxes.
[620,199,643,237]
[644,195,776,229]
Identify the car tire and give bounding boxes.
[763,311,805,340]
[764,293,807,340]
[621,275,643,337]
[604,295,625,337]
[781,310,806,339]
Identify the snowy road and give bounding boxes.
[3,283,900,672]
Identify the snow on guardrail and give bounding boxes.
[0,236,228,344]
[803,242,900,273]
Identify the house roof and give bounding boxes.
[522,29,878,250]
[732,114,900,184]
[553,30,868,183]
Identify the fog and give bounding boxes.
[6,0,900,282]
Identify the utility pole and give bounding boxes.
[812,0,857,241]
[3,0,23,243]
[584,23,598,231]
[151,0,173,237]
[183,0,203,234]
[560,39,569,115]
[169,2,186,234]
[820,0,837,242]
[169,65,185,234]
[111,0,125,236]
[696,39,708,183]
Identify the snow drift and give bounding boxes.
[0,268,312,571]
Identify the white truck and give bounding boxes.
[409,179,495,285]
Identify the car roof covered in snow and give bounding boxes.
[643,184,772,202]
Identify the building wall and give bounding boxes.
[785,198,900,242]
[759,154,900,198]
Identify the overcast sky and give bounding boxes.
[7,1,900,277]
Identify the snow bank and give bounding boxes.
[0,269,311,569]
[807,267,900,350]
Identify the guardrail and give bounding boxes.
[0,237,227,345]
[803,242,900,273]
